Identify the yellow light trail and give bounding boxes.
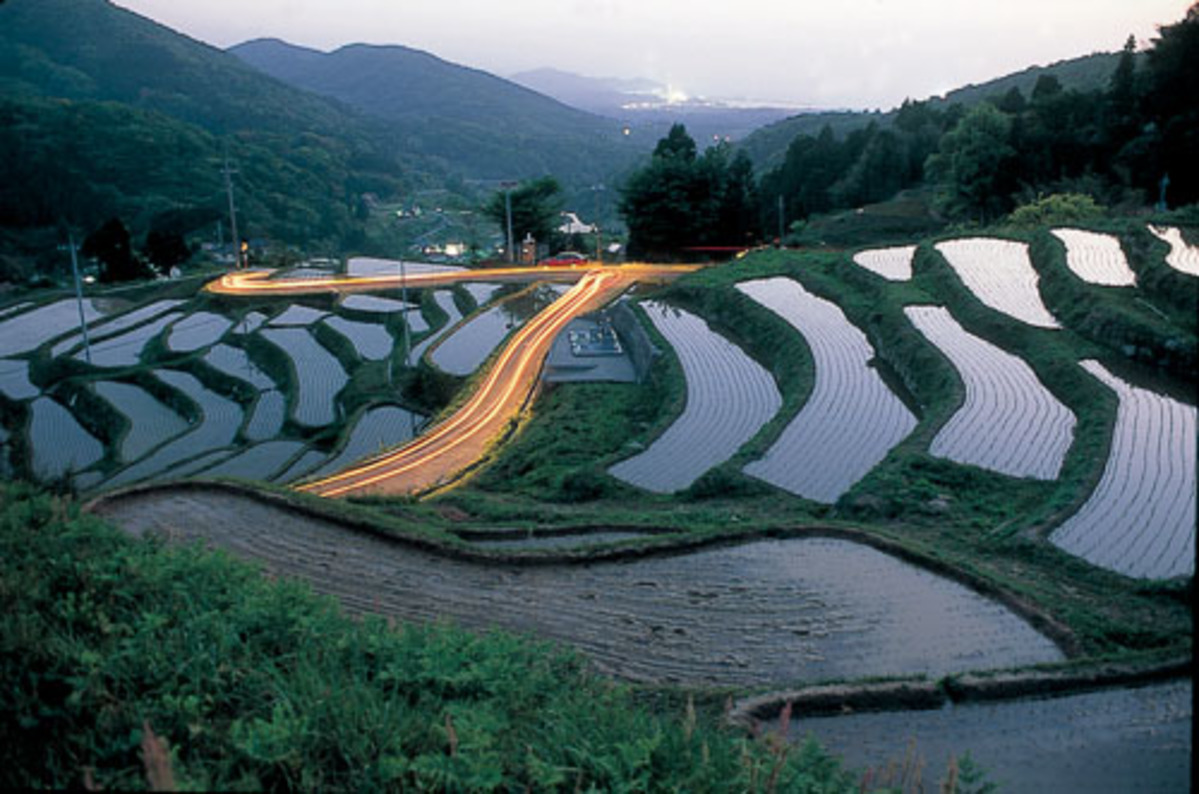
[206,263,699,497]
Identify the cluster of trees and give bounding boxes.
[618,125,759,261]
[759,100,955,229]
[928,6,1198,220]
[79,217,192,283]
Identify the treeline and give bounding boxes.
[759,5,1198,226]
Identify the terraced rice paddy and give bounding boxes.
[322,316,394,361]
[27,396,105,480]
[230,312,267,335]
[904,306,1075,480]
[1147,225,1199,277]
[244,391,286,441]
[193,440,309,481]
[268,305,329,327]
[102,370,244,489]
[408,291,462,364]
[165,311,234,353]
[0,359,38,400]
[307,404,422,479]
[430,304,517,376]
[102,488,1065,687]
[1050,228,1137,286]
[935,238,1061,328]
[0,298,103,357]
[1050,361,1195,579]
[81,312,183,368]
[93,381,189,462]
[258,328,348,426]
[851,245,916,281]
[346,258,463,277]
[202,344,276,390]
[463,282,502,307]
[0,301,32,319]
[608,302,781,493]
[50,299,186,357]
[792,680,1191,794]
[273,449,326,484]
[737,278,917,503]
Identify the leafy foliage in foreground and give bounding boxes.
[0,482,853,792]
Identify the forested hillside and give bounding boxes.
[230,39,643,185]
[0,0,435,276]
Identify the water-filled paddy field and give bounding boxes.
[904,305,1075,480]
[935,238,1061,328]
[100,488,1064,688]
[608,301,781,493]
[791,680,1191,794]
[737,277,917,502]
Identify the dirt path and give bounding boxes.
[96,487,1063,688]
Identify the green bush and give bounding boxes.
[1006,193,1105,228]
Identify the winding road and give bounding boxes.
[207,263,698,497]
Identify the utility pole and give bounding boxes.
[500,181,517,264]
[222,148,242,269]
[592,183,605,263]
[777,195,785,247]
[63,233,92,364]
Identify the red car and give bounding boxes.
[540,251,589,267]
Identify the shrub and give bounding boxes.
[1006,193,1105,228]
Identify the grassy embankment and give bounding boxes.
[1,482,854,792]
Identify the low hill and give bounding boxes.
[230,39,644,185]
[740,51,1123,170]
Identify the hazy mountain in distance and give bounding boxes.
[509,67,800,146]
[230,39,644,185]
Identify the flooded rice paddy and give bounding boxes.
[792,680,1191,794]
[307,404,422,480]
[737,278,917,503]
[851,245,916,282]
[608,302,781,493]
[408,291,462,364]
[905,306,1075,480]
[202,344,276,390]
[193,440,309,481]
[1147,225,1199,277]
[935,239,1061,329]
[1050,228,1137,287]
[430,304,517,375]
[244,390,286,441]
[1050,361,1195,579]
[93,381,189,462]
[165,312,234,353]
[81,312,183,367]
[50,299,185,358]
[322,316,395,361]
[100,488,1064,687]
[102,370,243,489]
[267,304,329,327]
[0,298,104,357]
[28,396,105,480]
[258,328,348,426]
[0,359,38,400]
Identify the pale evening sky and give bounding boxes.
[114,0,1189,109]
